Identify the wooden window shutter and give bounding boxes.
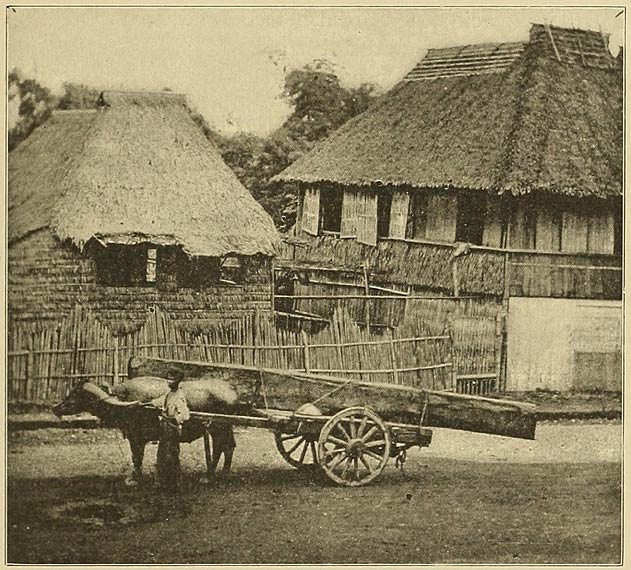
[426,193,457,242]
[535,206,562,251]
[357,191,378,246]
[302,187,321,236]
[587,209,614,254]
[388,190,410,239]
[340,189,357,237]
[482,198,505,248]
[561,209,588,253]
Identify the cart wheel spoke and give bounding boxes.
[364,440,387,449]
[275,432,319,471]
[359,455,373,474]
[335,423,352,442]
[325,450,347,471]
[352,457,359,480]
[280,433,301,442]
[287,438,304,455]
[318,407,391,487]
[357,416,369,437]
[340,457,351,479]
[298,440,309,464]
[363,448,385,462]
[360,425,378,443]
[349,417,358,438]
[327,435,348,447]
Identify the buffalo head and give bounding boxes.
[52,380,112,417]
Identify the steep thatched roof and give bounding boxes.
[275,24,622,199]
[9,91,280,256]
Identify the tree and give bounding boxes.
[57,82,100,110]
[8,68,56,151]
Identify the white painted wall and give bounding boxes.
[506,298,622,392]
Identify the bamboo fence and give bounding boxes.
[8,303,457,405]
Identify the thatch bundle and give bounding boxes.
[9,91,280,257]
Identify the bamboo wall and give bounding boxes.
[9,229,275,335]
[7,304,455,406]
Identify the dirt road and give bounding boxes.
[8,421,621,564]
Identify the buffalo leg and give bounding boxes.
[203,429,215,478]
[126,437,146,485]
[221,428,236,475]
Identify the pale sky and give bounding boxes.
[7,6,625,136]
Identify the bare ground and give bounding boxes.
[7,422,622,565]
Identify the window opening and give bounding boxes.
[377,191,393,238]
[320,186,343,233]
[456,193,486,245]
[407,192,428,239]
[220,256,244,285]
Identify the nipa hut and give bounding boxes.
[274,24,622,393]
[8,90,280,337]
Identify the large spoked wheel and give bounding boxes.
[317,407,391,487]
[275,432,319,470]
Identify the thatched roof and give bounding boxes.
[275,24,622,199]
[9,91,280,256]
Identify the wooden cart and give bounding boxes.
[189,402,433,487]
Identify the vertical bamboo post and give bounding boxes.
[269,259,275,312]
[26,349,33,402]
[362,262,371,329]
[253,309,259,367]
[403,285,411,322]
[113,336,120,384]
[452,257,460,298]
[389,334,399,385]
[302,330,311,373]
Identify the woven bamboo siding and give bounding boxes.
[8,304,455,405]
[278,233,621,300]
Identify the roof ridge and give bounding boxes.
[100,89,187,97]
[52,109,98,115]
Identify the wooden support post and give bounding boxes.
[269,259,275,311]
[362,262,371,329]
[503,251,511,301]
[302,330,311,373]
[494,313,504,393]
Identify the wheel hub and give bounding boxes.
[346,439,365,458]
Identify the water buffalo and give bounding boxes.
[52,378,236,485]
